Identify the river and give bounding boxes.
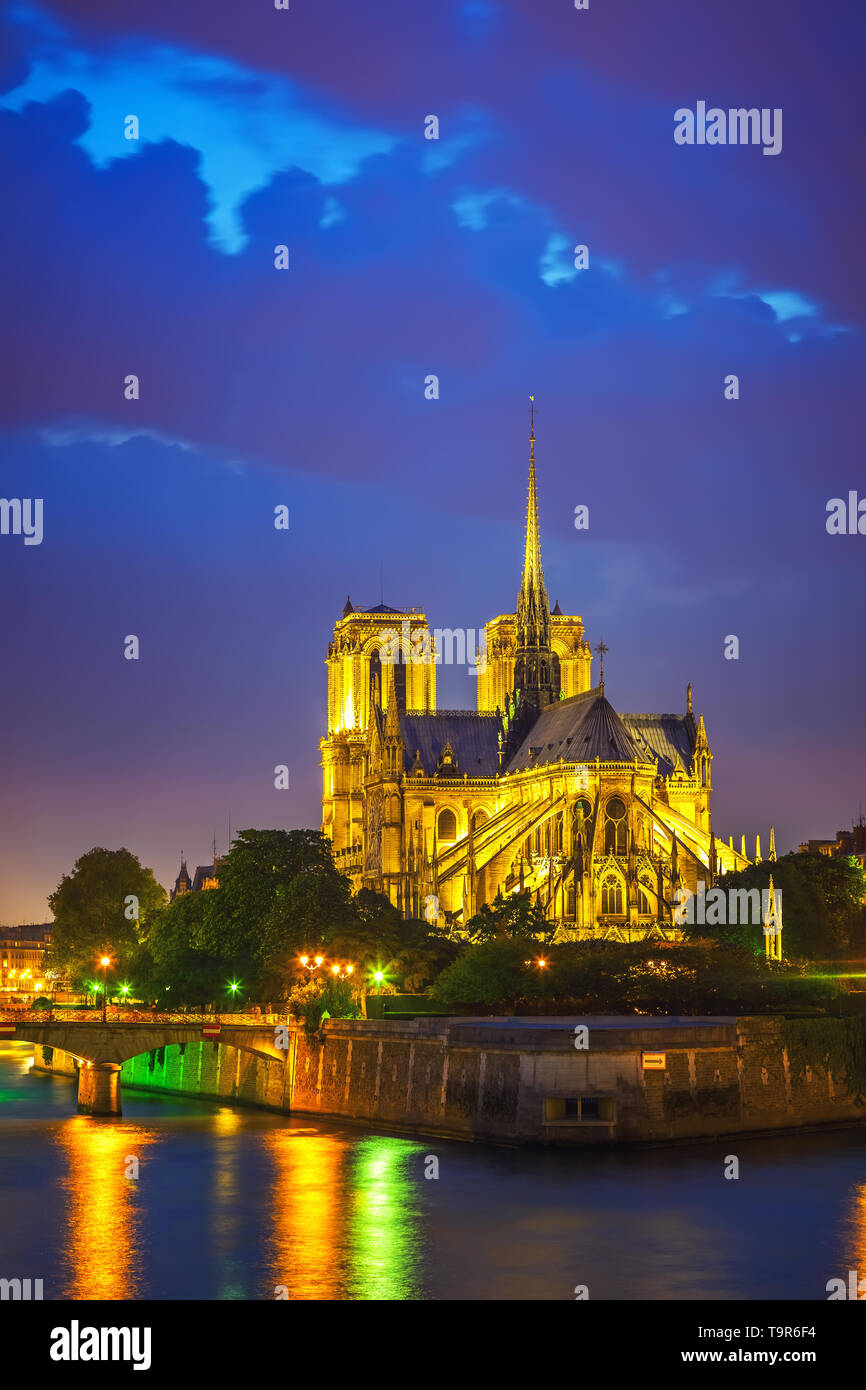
[1,1042,864,1300]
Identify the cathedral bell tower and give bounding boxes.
[512,397,559,715]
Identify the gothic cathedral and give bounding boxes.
[321,408,763,941]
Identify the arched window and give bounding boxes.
[472,809,488,833]
[437,808,457,842]
[572,798,592,844]
[601,873,624,915]
[701,758,707,787]
[604,797,627,855]
[638,880,653,915]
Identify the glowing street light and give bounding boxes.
[299,954,325,975]
[99,955,112,1022]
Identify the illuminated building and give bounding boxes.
[170,851,221,901]
[0,923,51,993]
[321,406,766,940]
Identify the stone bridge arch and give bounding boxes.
[14,1022,289,1115]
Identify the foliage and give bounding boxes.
[782,1016,866,1103]
[709,853,866,959]
[144,892,228,1003]
[212,829,357,995]
[287,977,363,1035]
[431,938,842,1015]
[48,847,166,984]
[464,889,557,945]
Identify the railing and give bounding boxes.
[0,1009,287,1026]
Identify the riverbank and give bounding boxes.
[31,1013,866,1145]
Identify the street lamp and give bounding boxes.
[99,956,112,1023]
[330,963,355,980]
[299,954,325,975]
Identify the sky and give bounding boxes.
[1,0,864,922]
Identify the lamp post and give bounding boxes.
[299,954,325,975]
[99,956,111,1023]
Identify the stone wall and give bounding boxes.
[31,1017,866,1146]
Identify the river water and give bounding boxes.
[1,1042,865,1300]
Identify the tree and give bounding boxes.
[145,892,228,1004]
[709,853,866,959]
[48,847,166,984]
[431,937,840,1016]
[325,889,405,973]
[464,889,556,944]
[430,938,548,1011]
[208,829,357,997]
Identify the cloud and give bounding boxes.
[1,6,397,253]
[539,232,578,288]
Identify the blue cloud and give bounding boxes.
[1,7,396,253]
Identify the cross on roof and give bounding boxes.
[594,640,609,685]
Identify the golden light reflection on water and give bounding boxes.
[212,1107,247,1299]
[844,1182,866,1277]
[264,1128,426,1300]
[56,1119,157,1300]
[264,1127,345,1299]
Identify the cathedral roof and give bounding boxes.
[506,689,642,770]
[619,713,696,778]
[398,712,502,777]
[191,865,219,892]
[505,690,698,775]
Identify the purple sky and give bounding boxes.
[1,0,864,921]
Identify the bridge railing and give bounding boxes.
[0,1009,288,1026]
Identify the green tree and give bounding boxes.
[709,853,866,959]
[431,937,840,1016]
[209,829,357,996]
[48,847,166,985]
[146,892,228,1004]
[464,889,556,944]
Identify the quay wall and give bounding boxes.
[31,1017,866,1145]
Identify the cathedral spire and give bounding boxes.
[518,395,547,626]
[513,395,557,710]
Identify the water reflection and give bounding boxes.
[264,1129,426,1299]
[211,1108,247,1299]
[265,1128,345,1299]
[55,1118,157,1300]
[346,1136,425,1300]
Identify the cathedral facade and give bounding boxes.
[321,413,757,942]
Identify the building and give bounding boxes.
[321,406,765,941]
[798,818,866,872]
[170,853,221,901]
[0,923,52,995]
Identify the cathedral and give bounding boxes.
[321,408,764,942]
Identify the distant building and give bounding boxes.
[0,923,52,995]
[798,818,866,871]
[170,854,221,902]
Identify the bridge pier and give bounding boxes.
[77,1062,123,1117]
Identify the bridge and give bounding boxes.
[0,1011,291,1116]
